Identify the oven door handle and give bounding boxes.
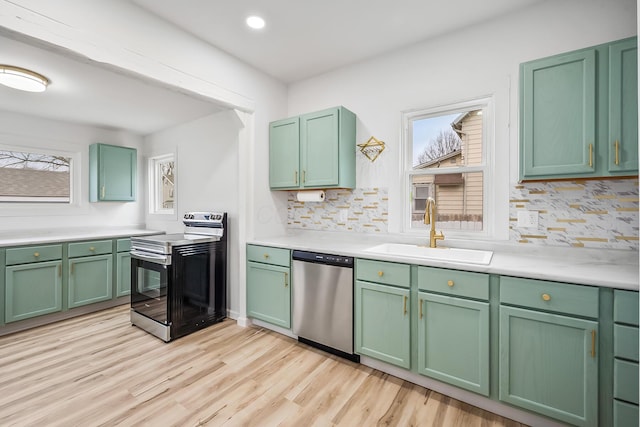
[130,249,171,265]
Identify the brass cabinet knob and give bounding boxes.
[378,271,384,277]
[263,254,270,259]
[33,252,40,257]
[542,293,551,301]
[447,280,454,287]
[89,247,95,251]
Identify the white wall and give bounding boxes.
[286,0,637,240]
[143,110,243,316]
[0,110,145,232]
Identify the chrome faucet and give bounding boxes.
[424,197,444,248]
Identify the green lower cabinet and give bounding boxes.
[355,280,410,368]
[614,399,639,427]
[68,255,113,308]
[247,261,291,328]
[5,260,62,323]
[417,292,489,396]
[499,305,599,426]
[116,252,131,297]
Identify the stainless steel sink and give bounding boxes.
[363,243,493,265]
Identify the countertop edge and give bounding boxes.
[0,228,164,248]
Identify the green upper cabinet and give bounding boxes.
[269,106,356,190]
[89,143,137,202]
[608,38,638,173]
[520,37,638,180]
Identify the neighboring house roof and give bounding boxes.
[0,168,70,197]
[414,149,462,169]
[451,111,471,139]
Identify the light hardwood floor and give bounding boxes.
[0,306,527,427]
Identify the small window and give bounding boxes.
[148,153,175,215]
[404,98,492,235]
[0,149,71,202]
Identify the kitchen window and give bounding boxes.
[0,148,72,203]
[148,153,175,215]
[403,97,493,236]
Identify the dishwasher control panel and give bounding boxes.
[291,250,353,267]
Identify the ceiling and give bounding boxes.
[132,0,545,83]
[0,0,544,134]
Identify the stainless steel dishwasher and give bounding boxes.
[292,250,359,361]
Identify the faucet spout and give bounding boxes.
[424,197,444,248]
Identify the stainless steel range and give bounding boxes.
[130,212,227,341]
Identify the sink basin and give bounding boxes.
[363,243,493,265]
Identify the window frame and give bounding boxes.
[401,96,494,238]
[147,153,176,218]
[0,140,80,210]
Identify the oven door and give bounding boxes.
[130,251,171,325]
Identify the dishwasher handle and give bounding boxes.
[291,250,353,268]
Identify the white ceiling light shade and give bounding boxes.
[246,15,265,30]
[0,65,49,92]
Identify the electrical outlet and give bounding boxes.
[517,210,539,228]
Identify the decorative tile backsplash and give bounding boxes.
[510,178,639,250]
[287,188,388,233]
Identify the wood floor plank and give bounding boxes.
[0,305,528,427]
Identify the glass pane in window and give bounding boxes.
[158,159,174,210]
[412,109,483,169]
[0,149,71,202]
[410,172,483,231]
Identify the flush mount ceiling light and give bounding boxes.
[0,65,49,92]
[246,15,265,30]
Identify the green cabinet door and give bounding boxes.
[116,251,131,297]
[499,305,598,426]
[300,108,340,188]
[520,49,597,179]
[89,143,137,202]
[355,280,410,368]
[5,260,62,323]
[417,292,489,396]
[247,261,291,328]
[269,117,301,189]
[608,38,638,173]
[68,254,113,308]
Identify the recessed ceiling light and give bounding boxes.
[246,15,265,30]
[0,65,49,92]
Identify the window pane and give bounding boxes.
[412,109,483,169]
[0,150,71,202]
[410,172,483,231]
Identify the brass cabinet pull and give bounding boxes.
[101,185,106,199]
[263,253,270,259]
[89,247,95,252]
[403,295,407,315]
[58,264,62,277]
[70,263,74,275]
[542,293,551,301]
[294,170,298,185]
[33,252,40,258]
[447,280,454,287]
[419,298,424,319]
[378,271,384,277]
[302,170,306,183]
[588,144,593,167]
[591,330,596,357]
[284,272,289,287]
[614,140,620,165]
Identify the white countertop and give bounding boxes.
[250,231,639,291]
[0,227,163,247]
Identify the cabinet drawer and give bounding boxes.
[356,259,410,288]
[247,245,290,267]
[418,266,489,300]
[6,244,62,265]
[68,240,113,258]
[500,276,599,318]
[614,290,639,326]
[614,324,639,362]
[614,399,639,427]
[116,238,131,253]
[614,359,639,404]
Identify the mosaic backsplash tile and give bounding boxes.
[287,188,388,233]
[510,179,639,250]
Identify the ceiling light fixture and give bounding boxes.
[0,65,49,92]
[246,15,265,30]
